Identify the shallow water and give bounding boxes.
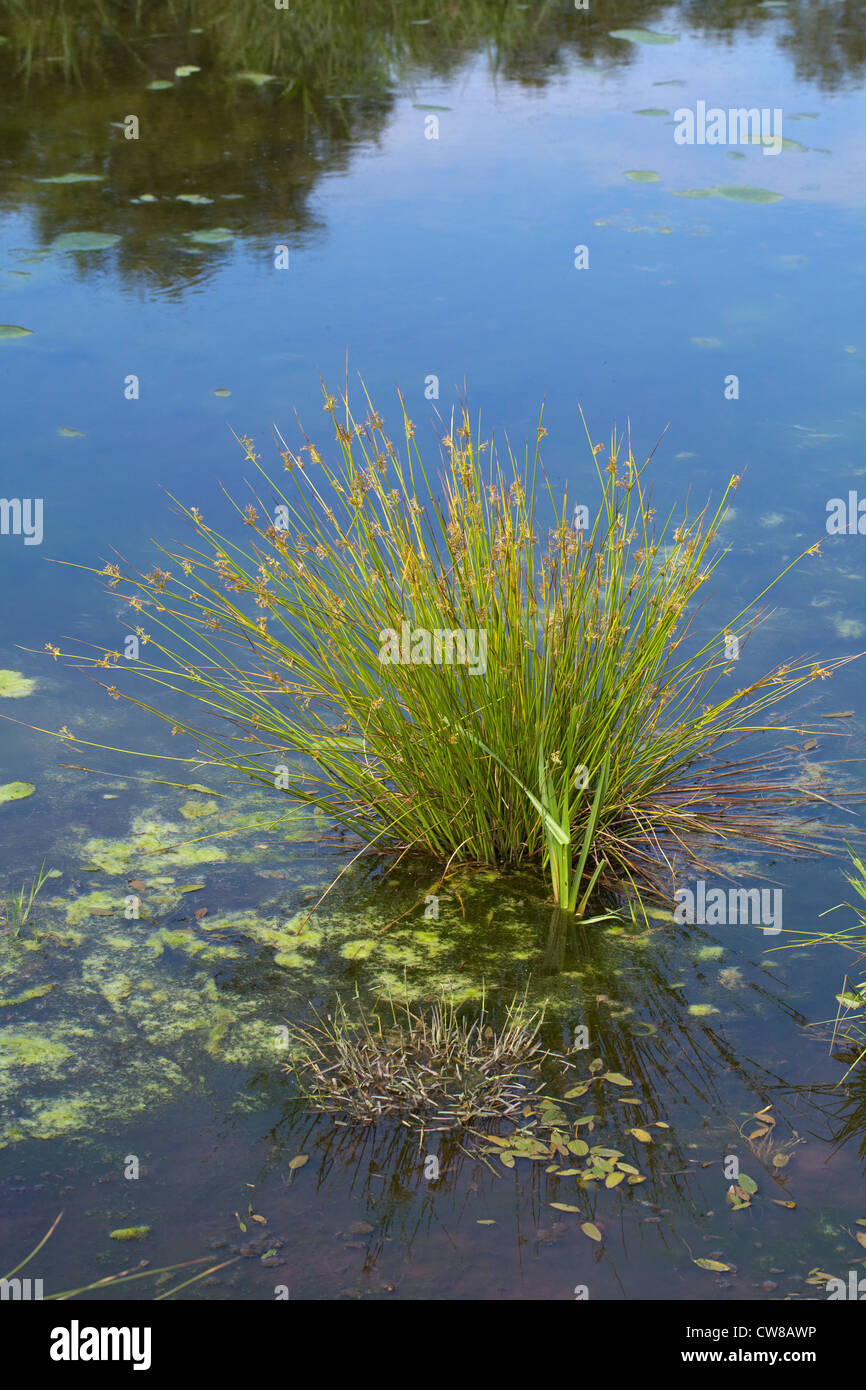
[1,0,866,1301]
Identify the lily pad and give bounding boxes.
[0,669,36,697]
[183,228,234,245]
[0,325,33,339]
[715,186,783,204]
[610,29,678,44]
[51,232,121,251]
[624,170,660,182]
[0,782,36,805]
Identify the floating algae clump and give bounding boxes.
[179,799,219,820]
[80,814,228,875]
[0,1030,72,1068]
[64,890,119,925]
[109,1226,150,1240]
[0,669,36,698]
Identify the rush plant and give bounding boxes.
[36,386,851,914]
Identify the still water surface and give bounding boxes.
[1,1,865,1299]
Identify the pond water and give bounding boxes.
[1,0,865,1302]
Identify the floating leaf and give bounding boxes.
[627,1175,647,1184]
[177,194,214,205]
[550,1202,581,1213]
[727,1185,751,1209]
[0,324,33,339]
[609,29,678,45]
[695,1258,732,1272]
[288,1154,309,1170]
[58,427,85,437]
[654,1122,671,1129]
[747,1127,770,1140]
[602,1072,633,1086]
[250,1213,267,1224]
[771,1153,789,1168]
[476,1219,496,1225]
[0,781,35,804]
[625,170,660,182]
[605,1171,625,1188]
[617,1162,640,1176]
[856,1219,866,1226]
[146,80,174,90]
[109,1226,150,1240]
[567,1139,589,1157]
[184,228,235,244]
[565,1083,590,1098]
[630,1127,653,1143]
[739,1174,758,1194]
[688,1003,719,1016]
[214,388,231,397]
[234,72,278,86]
[175,65,201,77]
[52,231,120,251]
[500,1151,515,1168]
[34,172,105,184]
[581,1222,602,1242]
[715,186,783,204]
[855,1232,866,1249]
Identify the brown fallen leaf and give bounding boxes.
[195,907,208,919]
[128,878,147,892]
[803,739,818,751]
[771,1199,797,1209]
[250,1213,267,1224]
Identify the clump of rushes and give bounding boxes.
[284,988,558,1127]
[39,386,853,913]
